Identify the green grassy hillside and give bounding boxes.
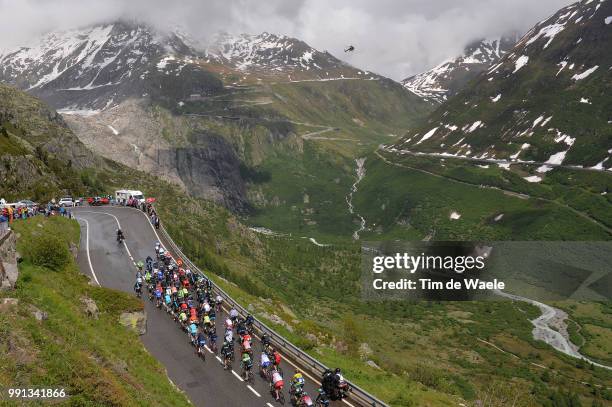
[353,152,611,240]
[0,83,97,202]
[0,216,190,406]
[393,0,611,167]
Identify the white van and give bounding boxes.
[115,190,146,205]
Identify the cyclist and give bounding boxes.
[241,337,252,356]
[178,309,188,327]
[245,314,254,332]
[208,329,218,352]
[188,322,198,345]
[189,308,199,325]
[241,352,253,381]
[145,255,153,272]
[261,333,272,350]
[202,314,213,331]
[236,318,247,336]
[215,294,223,312]
[196,331,207,358]
[260,351,272,377]
[272,349,282,370]
[315,388,330,407]
[291,370,306,392]
[229,308,239,323]
[221,341,233,369]
[133,280,142,298]
[224,328,233,344]
[164,293,172,311]
[154,286,163,308]
[116,228,124,243]
[270,368,284,401]
[297,391,314,406]
[224,317,233,331]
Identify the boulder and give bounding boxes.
[69,243,78,260]
[1,297,19,305]
[0,297,19,311]
[366,360,381,370]
[359,342,373,360]
[80,297,99,319]
[305,333,319,345]
[1,262,18,289]
[261,312,293,332]
[119,311,147,335]
[30,305,48,321]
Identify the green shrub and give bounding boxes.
[27,234,70,270]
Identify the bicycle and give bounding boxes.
[208,337,218,354]
[242,365,254,383]
[196,343,206,361]
[223,352,233,370]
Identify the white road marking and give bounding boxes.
[232,370,244,382]
[247,385,261,397]
[78,210,136,265]
[129,207,166,250]
[205,345,213,354]
[76,218,100,286]
[80,207,358,405]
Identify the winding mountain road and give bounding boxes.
[375,150,612,236]
[74,206,345,407]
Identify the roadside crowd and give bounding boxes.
[0,199,73,233]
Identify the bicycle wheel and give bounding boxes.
[278,391,285,405]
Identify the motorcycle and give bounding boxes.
[315,389,330,407]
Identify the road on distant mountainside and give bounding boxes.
[382,146,611,174]
[74,206,347,407]
[375,150,612,236]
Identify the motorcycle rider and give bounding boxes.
[116,228,124,242]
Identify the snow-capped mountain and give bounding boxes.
[391,0,611,170]
[207,32,361,79]
[402,35,519,103]
[0,22,369,110]
[0,22,215,110]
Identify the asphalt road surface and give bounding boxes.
[74,206,346,407]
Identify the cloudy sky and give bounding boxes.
[0,0,571,79]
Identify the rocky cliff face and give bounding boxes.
[174,134,248,213]
[0,231,18,290]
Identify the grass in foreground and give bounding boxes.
[0,217,190,406]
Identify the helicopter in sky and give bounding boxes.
[344,45,355,53]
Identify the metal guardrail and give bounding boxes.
[156,222,388,407]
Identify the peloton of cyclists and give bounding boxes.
[128,239,354,405]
